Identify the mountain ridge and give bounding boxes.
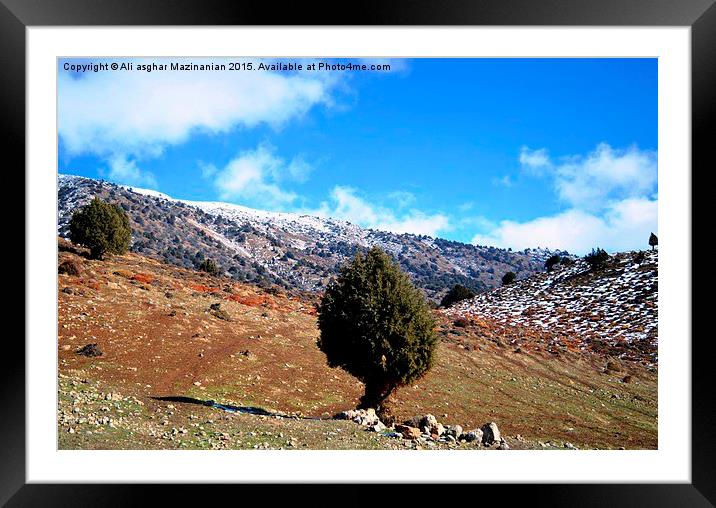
[58,174,565,300]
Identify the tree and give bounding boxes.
[584,248,609,271]
[69,197,131,259]
[545,254,561,272]
[501,271,516,285]
[198,258,219,275]
[649,232,658,251]
[440,284,476,308]
[317,247,437,412]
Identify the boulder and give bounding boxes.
[420,414,438,429]
[446,425,463,439]
[464,429,483,443]
[333,408,381,427]
[395,424,422,440]
[481,422,501,445]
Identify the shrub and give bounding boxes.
[69,197,131,259]
[649,232,658,251]
[58,258,83,276]
[317,247,438,411]
[501,271,516,285]
[545,254,561,272]
[440,284,476,308]
[584,248,610,271]
[198,258,219,275]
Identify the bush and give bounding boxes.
[440,284,476,308]
[501,271,516,285]
[545,254,561,272]
[649,232,658,251]
[198,258,219,275]
[584,248,610,271]
[69,197,131,259]
[58,258,83,276]
[317,247,437,411]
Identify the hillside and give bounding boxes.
[58,174,561,301]
[443,251,658,365]
[57,242,657,450]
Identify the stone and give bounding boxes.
[464,428,484,443]
[420,414,438,429]
[481,422,501,445]
[498,438,510,450]
[446,425,463,438]
[395,424,422,440]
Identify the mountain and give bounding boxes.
[443,250,658,365]
[57,174,563,300]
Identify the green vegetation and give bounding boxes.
[440,284,476,308]
[198,258,219,275]
[584,248,610,271]
[317,247,438,412]
[648,232,658,251]
[501,271,516,285]
[69,197,131,259]
[545,254,561,272]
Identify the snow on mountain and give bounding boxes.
[443,250,658,364]
[57,174,560,299]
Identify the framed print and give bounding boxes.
[5,0,714,504]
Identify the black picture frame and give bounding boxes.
[5,0,713,505]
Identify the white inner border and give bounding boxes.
[27,27,691,483]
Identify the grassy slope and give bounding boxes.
[57,245,657,450]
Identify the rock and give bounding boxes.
[395,424,422,440]
[432,423,445,437]
[333,408,381,427]
[498,438,510,450]
[77,343,102,357]
[481,422,501,445]
[369,422,386,433]
[446,425,463,438]
[420,414,438,429]
[564,442,578,450]
[464,429,483,443]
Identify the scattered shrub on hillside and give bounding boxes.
[58,258,83,276]
[317,247,438,412]
[440,284,476,308]
[453,317,470,328]
[69,197,131,260]
[560,257,575,266]
[501,271,516,285]
[633,251,646,264]
[198,258,219,275]
[648,232,658,251]
[584,248,610,271]
[545,254,561,272]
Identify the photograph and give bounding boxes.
[56,56,658,452]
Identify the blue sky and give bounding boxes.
[58,58,657,254]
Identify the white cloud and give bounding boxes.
[519,146,550,173]
[492,175,513,187]
[213,144,312,208]
[471,197,657,254]
[313,186,450,237]
[105,155,157,188]
[554,143,657,210]
[59,58,339,191]
[59,59,336,158]
[475,143,659,253]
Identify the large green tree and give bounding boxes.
[317,247,438,411]
[69,197,131,259]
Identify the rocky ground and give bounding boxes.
[57,239,658,450]
[444,251,658,365]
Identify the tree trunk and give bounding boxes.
[358,380,395,411]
